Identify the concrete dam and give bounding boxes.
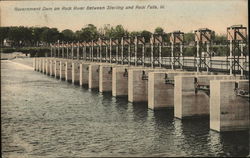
[32,26,249,133]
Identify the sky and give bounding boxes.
[0,0,248,35]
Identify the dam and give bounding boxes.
[33,25,249,133]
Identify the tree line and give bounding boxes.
[0,24,227,48]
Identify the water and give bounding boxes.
[1,59,249,157]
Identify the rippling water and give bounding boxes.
[1,59,249,157]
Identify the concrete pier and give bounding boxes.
[39,58,43,72]
[33,58,37,71]
[148,72,198,110]
[72,61,80,84]
[45,58,50,75]
[79,63,90,86]
[36,58,40,72]
[174,75,243,119]
[210,80,249,132]
[128,68,174,102]
[36,58,40,71]
[59,60,66,80]
[88,63,100,89]
[54,59,60,78]
[112,66,129,97]
[49,58,55,76]
[99,64,114,92]
[65,60,72,82]
[42,58,45,73]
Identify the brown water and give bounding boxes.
[1,58,249,157]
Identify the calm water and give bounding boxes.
[1,59,249,157]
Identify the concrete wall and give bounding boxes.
[41,58,45,73]
[128,68,172,102]
[210,80,249,132]
[59,60,66,80]
[49,59,55,76]
[80,63,90,86]
[45,59,50,75]
[148,72,198,110]
[72,61,80,84]
[65,60,72,82]
[54,59,60,78]
[88,64,99,89]
[99,65,113,92]
[174,75,243,119]
[36,58,40,71]
[33,58,36,71]
[39,58,42,72]
[112,66,129,96]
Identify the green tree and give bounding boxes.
[141,30,152,43]
[184,32,195,44]
[19,26,33,46]
[61,29,75,42]
[154,27,164,35]
[31,27,48,46]
[0,27,9,47]
[214,34,227,45]
[130,31,141,37]
[41,28,60,44]
[8,27,23,46]
[75,30,82,41]
[113,25,128,38]
[79,24,99,41]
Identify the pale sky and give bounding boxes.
[0,0,248,34]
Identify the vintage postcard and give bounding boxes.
[1,0,249,157]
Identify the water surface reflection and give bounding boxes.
[1,60,249,157]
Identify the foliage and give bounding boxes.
[184,32,195,44]
[154,27,164,35]
[61,29,75,42]
[141,30,152,43]
[0,24,232,56]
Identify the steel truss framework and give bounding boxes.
[48,25,248,77]
[227,25,248,76]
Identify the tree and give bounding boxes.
[130,31,141,37]
[75,30,82,41]
[0,27,9,47]
[154,27,164,35]
[41,28,60,44]
[61,29,75,42]
[8,27,23,46]
[184,32,195,44]
[113,25,128,38]
[79,24,99,41]
[214,34,227,45]
[141,30,152,43]
[19,26,33,46]
[31,27,48,46]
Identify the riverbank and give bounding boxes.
[1,53,34,67]
[1,52,27,60]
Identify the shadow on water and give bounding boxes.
[152,109,174,124]
[81,84,89,89]
[131,102,148,122]
[171,117,212,156]
[219,130,249,157]
[112,96,129,110]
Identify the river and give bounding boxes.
[1,58,249,157]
